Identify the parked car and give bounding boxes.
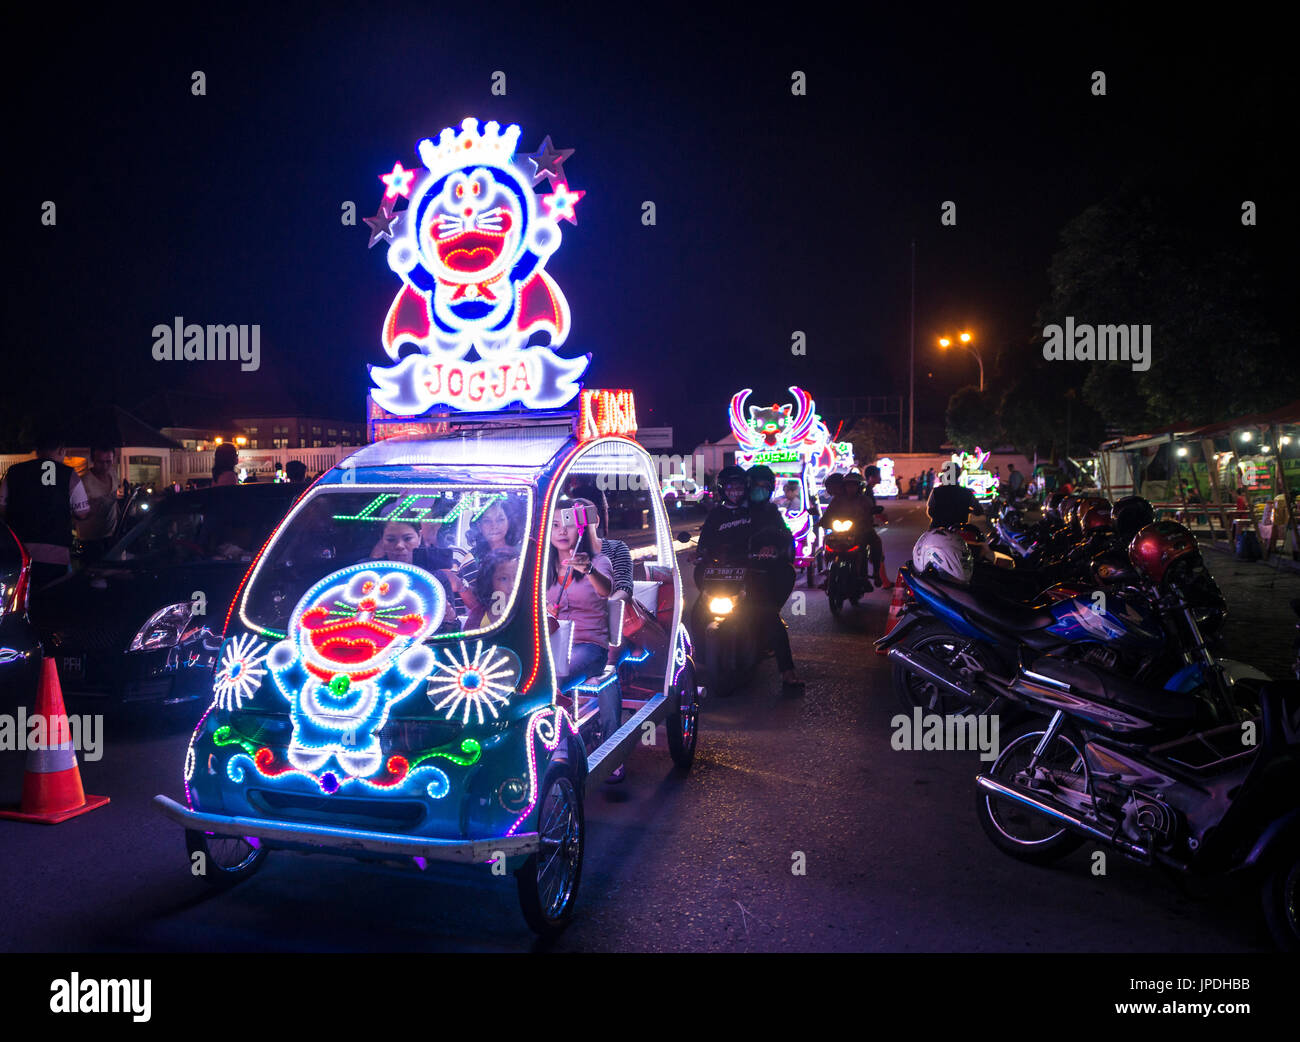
[0,523,42,710]
[32,483,304,706]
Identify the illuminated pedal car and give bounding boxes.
[153,418,700,935]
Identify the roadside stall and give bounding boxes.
[153,116,702,935]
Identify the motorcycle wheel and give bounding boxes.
[892,621,996,715]
[1261,846,1300,951]
[827,566,845,616]
[976,723,1087,866]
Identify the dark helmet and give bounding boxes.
[747,464,776,490]
[1045,491,1067,518]
[825,472,846,494]
[717,465,748,501]
[1112,495,1155,539]
[842,470,864,487]
[1129,520,1199,586]
[1082,501,1113,533]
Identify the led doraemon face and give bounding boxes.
[297,568,434,679]
[267,562,442,780]
[422,167,522,290]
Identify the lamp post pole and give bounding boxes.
[909,239,915,452]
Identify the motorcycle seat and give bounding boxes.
[917,573,1058,635]
[1031,658,1200,725]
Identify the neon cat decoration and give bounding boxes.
[367,117,589,415]
[266,562,440,779]
[728,387,817,453]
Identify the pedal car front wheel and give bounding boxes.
[185,829,267,888]
[516,762,585,935]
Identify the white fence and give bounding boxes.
[0,445,363,485]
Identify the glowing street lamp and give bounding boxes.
[938,331,983,391]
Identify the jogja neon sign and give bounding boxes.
[578,389,638,441]
[366,117,589,415]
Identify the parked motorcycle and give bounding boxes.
[973,658,1300,950]
[881,521,1256,719]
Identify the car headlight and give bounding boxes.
[832,519,853,532]
[708,596,734,616]
[129,601,195,652]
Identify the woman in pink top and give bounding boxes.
[547,498,625,782]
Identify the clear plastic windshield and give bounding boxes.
[240,484,532,638]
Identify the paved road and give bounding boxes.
[0,501,1290,951]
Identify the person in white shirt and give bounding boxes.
[76,444,119,562]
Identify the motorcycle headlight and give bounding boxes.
[708,596,734,616]
[129,601,195,652]
[832,519,853,532]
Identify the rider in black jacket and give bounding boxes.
[744,465,804,692]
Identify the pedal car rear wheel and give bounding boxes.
[516,762,584,935]
[185,829,267,888]
[667,660,700,768]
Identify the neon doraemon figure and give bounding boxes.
[383,118,569,360]
[368,117,590,414]
[267,563,440,779]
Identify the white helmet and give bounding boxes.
[912,529,974,583]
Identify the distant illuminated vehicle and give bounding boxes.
[662,475,707,508]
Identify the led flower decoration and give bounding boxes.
[428,641,520,725]
[213,634,269,711]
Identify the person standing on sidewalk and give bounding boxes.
[0,427,90,589]
[76,444,119,563]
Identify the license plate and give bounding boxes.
[61,655,84,679]
[703,567,746,581]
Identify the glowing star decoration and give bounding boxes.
[363,200,400,249]
[367,117,590,415]
[427,641,521,724]
[266,563,439,780]
[213,633,269,711]
[380,161,417,199]
[523,134,574,186]
[540,182,585,225]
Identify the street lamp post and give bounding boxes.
[938,331,984,391]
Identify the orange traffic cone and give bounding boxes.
[876,572,909,654]
[0,658,109,824]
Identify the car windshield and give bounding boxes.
[241,485,532,638]
[102,493,292,567]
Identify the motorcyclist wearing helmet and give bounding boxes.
[695,465,752,569]
[927,468,983,530]
[821,468,885,586]
[744,464,805,691]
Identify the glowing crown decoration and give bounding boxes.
[364,117,589,418]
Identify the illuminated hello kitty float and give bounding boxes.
[267,563,441,781]
[367,117,589,415]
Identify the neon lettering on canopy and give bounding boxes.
[365,117,590,416]
[579,389,638,441]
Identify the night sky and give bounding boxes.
[5,6,1289,451]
